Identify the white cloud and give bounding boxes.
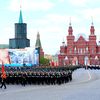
[81,8,100,20]
[0,26,14,44]
[9,0,54,11]
[59,0,65,3]
[46,14,67,23]
[48,14,80,23]
[33,19,49,26]
[69,0,89,6]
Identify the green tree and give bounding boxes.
[40,57,50,66]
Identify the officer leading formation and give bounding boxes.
[0,71,7,89]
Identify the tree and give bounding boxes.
[40,57,50,66]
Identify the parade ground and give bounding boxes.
[0,68,100,100]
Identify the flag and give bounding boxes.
[1,62,7,79]
[51,61,54,66]
[1,62,5,74]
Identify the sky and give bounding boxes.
[0,0,100,55]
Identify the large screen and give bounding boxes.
[0,48,39,66]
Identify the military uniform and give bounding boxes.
[0,72,7,89]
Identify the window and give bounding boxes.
[92,48,94,54]
[84,48,85,53]
[80,48,82,54]
[78,48,79,53]
[69,49,72,54]
[86,47,88,53]
[86,47,88,51]
[74,47,76,53]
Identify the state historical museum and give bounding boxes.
[58,22,100,66]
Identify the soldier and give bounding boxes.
[21,72,26,86]
[0,71,7,89]
[68,70,72,81]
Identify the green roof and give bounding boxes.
[19,9,23,23]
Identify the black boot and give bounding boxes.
[4,87,6,89]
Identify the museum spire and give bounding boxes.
[68,17,73,36]
[90,17,95,35]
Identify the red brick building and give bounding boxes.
[58,22,100,66]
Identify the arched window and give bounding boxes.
[86,47,88,51]
[95,56,98,60]
[74,47,76,54]
[65,56,68,60]
[80,48,82,54]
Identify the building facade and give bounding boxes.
[58,22,100,66]
[9,8,30,49]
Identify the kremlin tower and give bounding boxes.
[35,32,44,58]
[9,7,30,49]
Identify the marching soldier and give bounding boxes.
[0,71,7,89]
[21,72,26,86]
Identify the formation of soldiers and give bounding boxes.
[84,65,100,70]
[0,66,73,86]
[1,64,100,86]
